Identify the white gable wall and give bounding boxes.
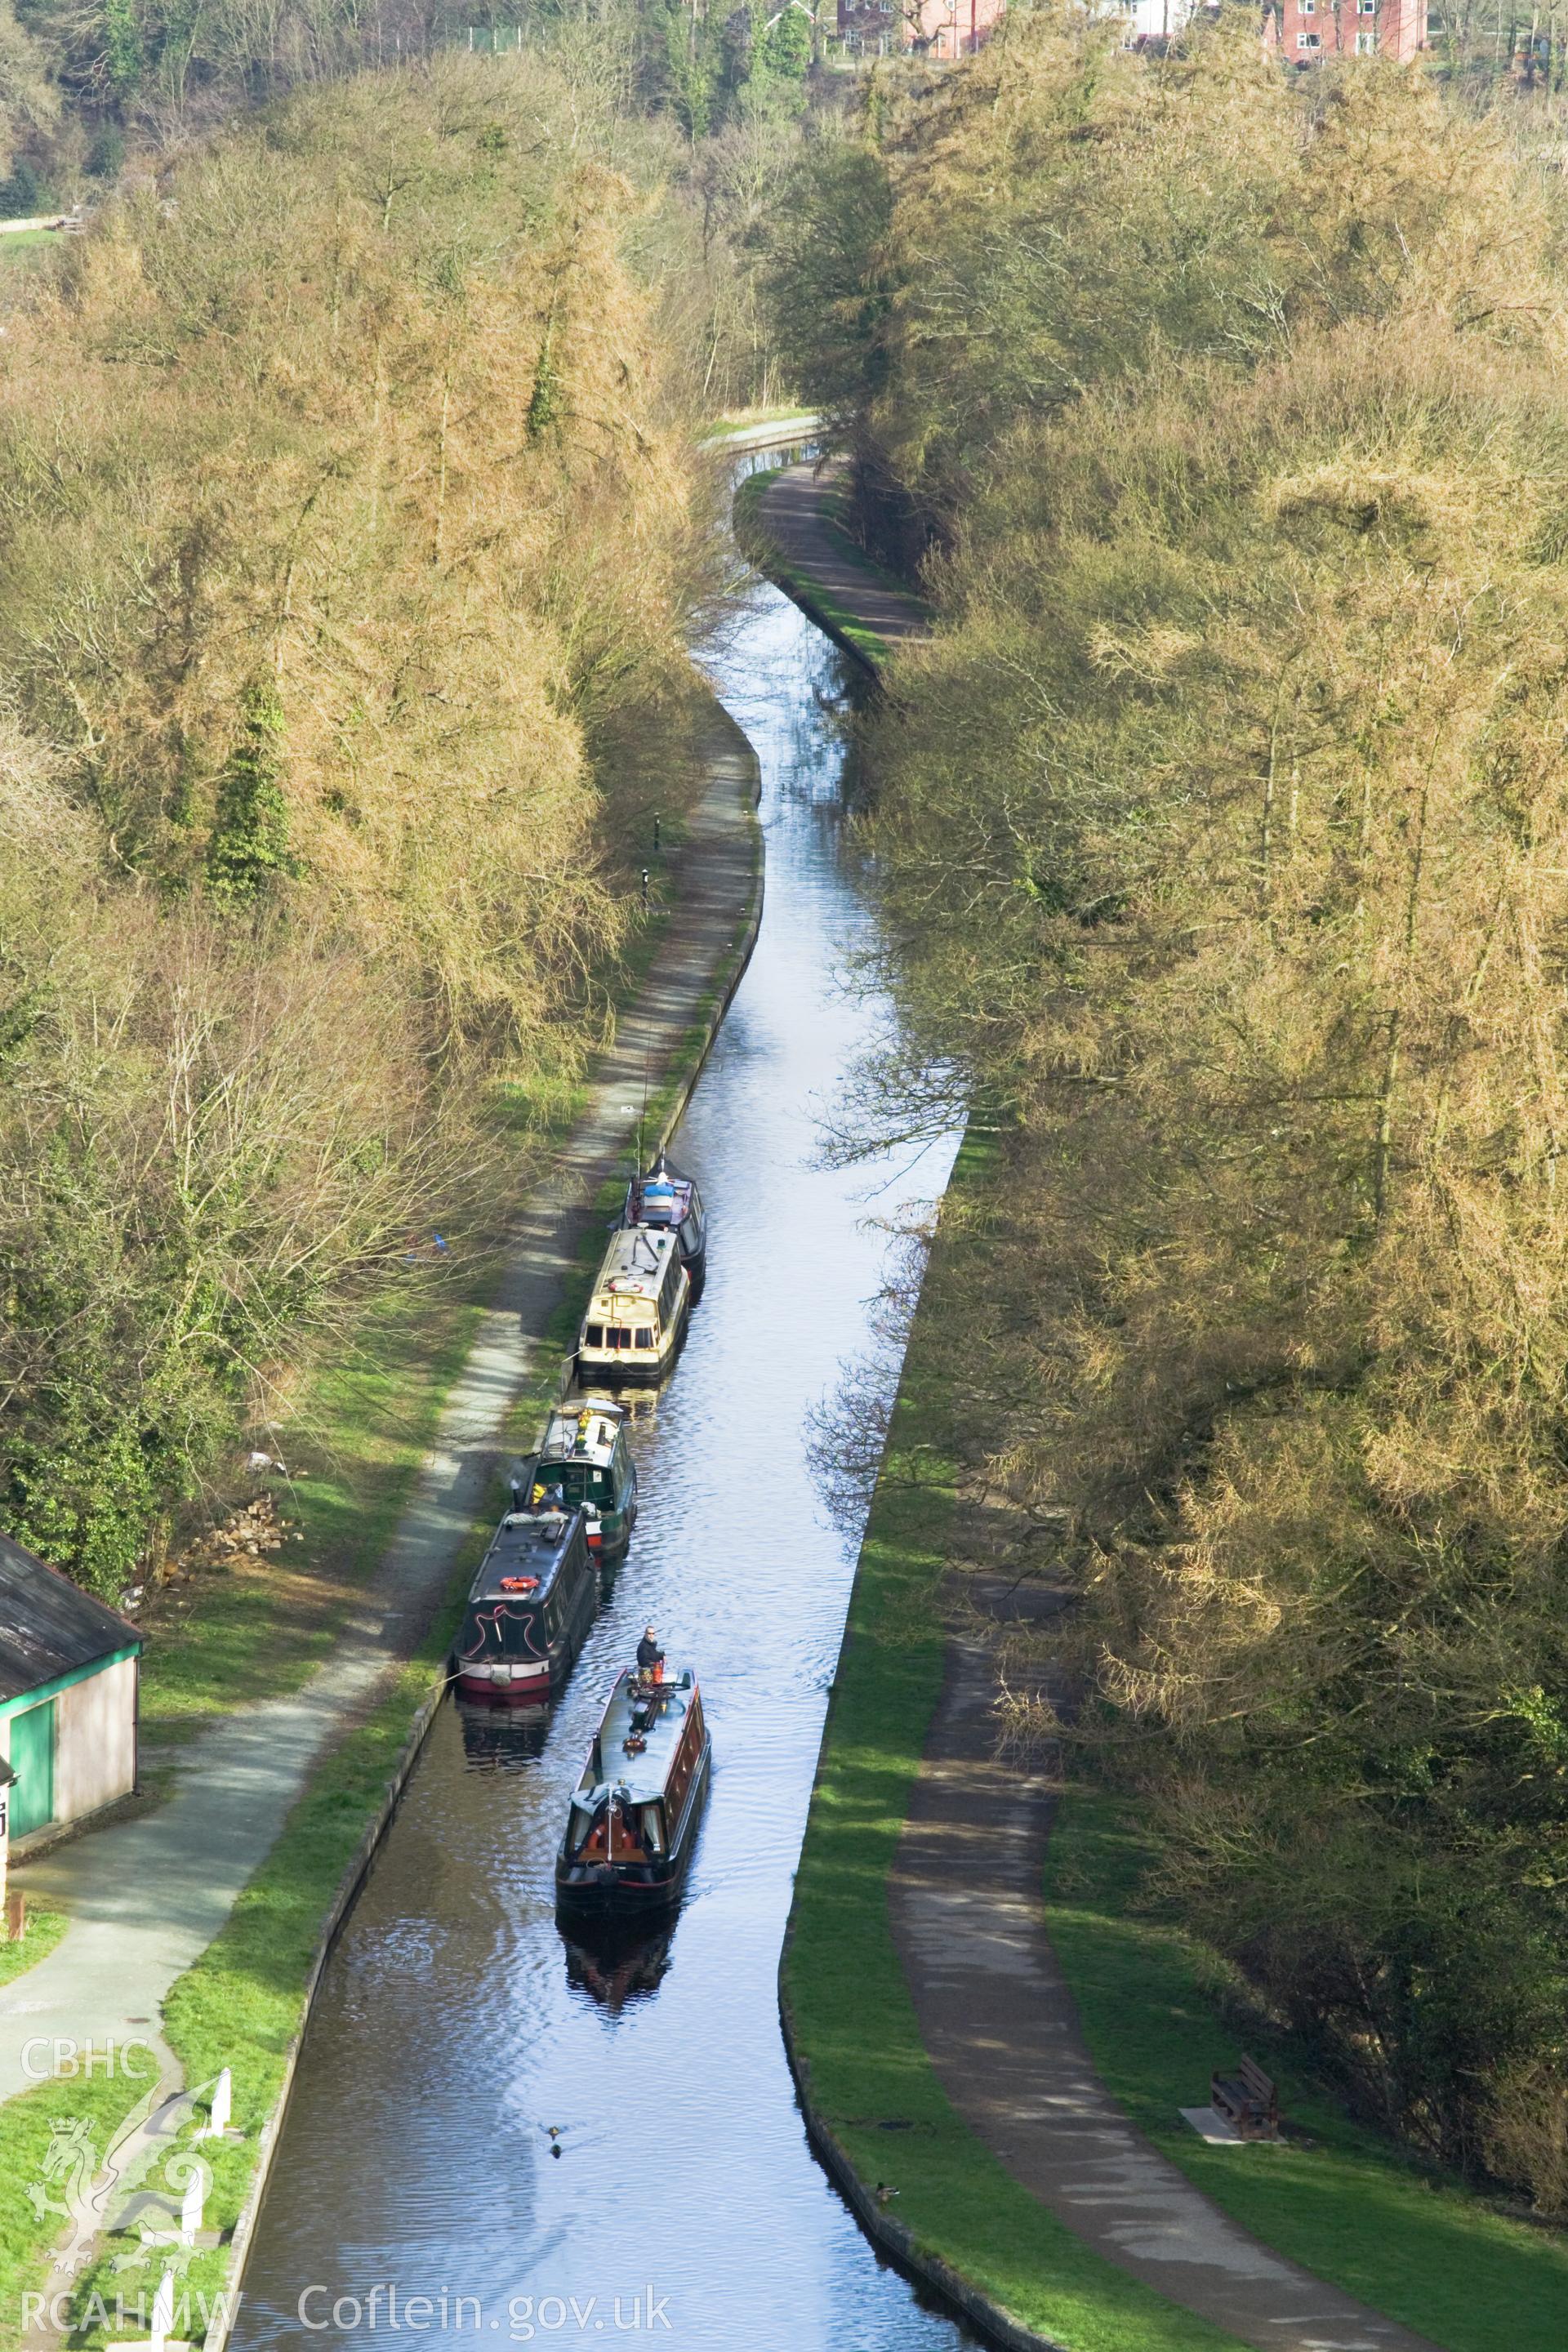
[51,1655,138,1825]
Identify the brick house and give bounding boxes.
[837,0,1423,62]
[1262,0,1426,64]
[837,0,1004,57]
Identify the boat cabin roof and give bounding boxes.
[468,1507,586,1608]
[626,1156,699,1226]
[590,1227,679,1307]
[575,1668,699,1807]
[537,1401,626,1472]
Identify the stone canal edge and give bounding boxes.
[756,466,1449,2352]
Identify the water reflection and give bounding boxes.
[455,1700,553,1775]
[562,1925,675,2016]
[229,566,971,2352]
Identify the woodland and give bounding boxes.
[769,8,1568,2218]
[0,26,806,1601]
[4,0,1568,2243]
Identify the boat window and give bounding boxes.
[635,1328,655,1351]
[551,1464,614,1503]
[585,1323,603,1349]
[639,1805,665,1855]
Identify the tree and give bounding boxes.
[204,678,294,906]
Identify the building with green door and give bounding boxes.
[0,1531,141,1851]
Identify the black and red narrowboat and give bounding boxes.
[555,1667,711,1922]
[452,1504,596,1704]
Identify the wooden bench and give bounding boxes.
[1209,2054,1279,2140]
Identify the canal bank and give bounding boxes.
[737,457,931,671]
[173,485,973,2352]
[758,467,1568,2352]
[744,479,1256,2352]
[2,581,779,2343]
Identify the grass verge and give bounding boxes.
[138,1279,489,1745]
[1044,1795,1568,2352]
[0,229,56,270]
[0,1908,132,2336]
[781,1132,1245,2352]
[0,1908,64,1993]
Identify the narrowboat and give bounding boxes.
[452,1503,596,1704]
[620,1152,706,1295]
[514,1400,638,1560]
[577,1227,690,1386]
[555,1666,711,1922]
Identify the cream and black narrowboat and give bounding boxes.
[555,1667,710,1922]
[577,1227,690,1385]
[453,1504,596,1704]
[619,1152,707,1296]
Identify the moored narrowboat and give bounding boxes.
[555,1666,711,1922]
[515,1400,639,1560]
[453,1504,597,1704]
[620,1152,706,1295]
[577,1227,690,1386]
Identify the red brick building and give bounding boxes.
[836,0,1423,64]
[907,0,1006,55]
[1262,0,1426,64]
[837,0,1004,57]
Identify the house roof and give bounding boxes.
[0,1531,142,1704]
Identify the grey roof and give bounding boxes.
[0,1531,142,1704]
[577,1668,699,1806]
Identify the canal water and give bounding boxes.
[227,560,971,2350]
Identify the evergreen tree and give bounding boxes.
[205,676,294,905]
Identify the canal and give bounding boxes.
[228,544,972,2351]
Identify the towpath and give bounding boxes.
[889,1582,1446,2352]
[755,465,1447,2352]
[752,457,930,654]
[0,690,762,2113]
